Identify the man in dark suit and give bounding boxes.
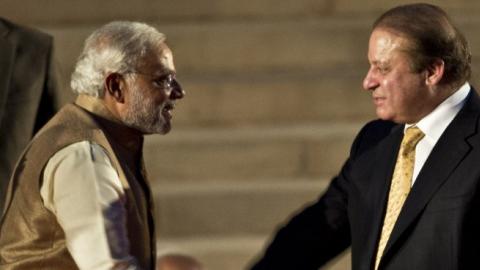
[251,4,479,269]
[0,18,57,213]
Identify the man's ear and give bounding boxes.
[425,58,445,86]
[105,73,126,103]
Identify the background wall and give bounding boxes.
[2,1,479,269]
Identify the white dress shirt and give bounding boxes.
[41,141,141,270]
[406,82,470,185]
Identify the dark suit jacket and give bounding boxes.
[252,89,480,270]
[0,18,57,213]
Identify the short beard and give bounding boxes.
[122,85,168,134]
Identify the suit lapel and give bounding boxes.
[0,20,15,127]
[362,124,404,268]
[382,90,480,259]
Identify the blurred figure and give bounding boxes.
[0,21,184,269]
[157,254,203,270]
[0,17,57,214]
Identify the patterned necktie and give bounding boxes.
[374,126,425,270]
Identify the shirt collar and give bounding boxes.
[405,82,470,142]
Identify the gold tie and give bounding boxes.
[374,126,425,270]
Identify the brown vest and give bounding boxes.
[0,96,156,269]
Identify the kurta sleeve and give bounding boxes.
[41,141,142,270]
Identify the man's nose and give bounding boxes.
[170,80,185,100]
[363,69,379,91]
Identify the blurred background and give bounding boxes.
[2,0,480,269]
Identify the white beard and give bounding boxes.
[122,85,169,134]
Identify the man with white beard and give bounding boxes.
[0,21,184,270]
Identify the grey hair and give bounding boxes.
[70,21,166,97]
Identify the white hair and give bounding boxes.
[70,21,166,97]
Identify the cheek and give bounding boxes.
[397,76,422,98]
[380,77,394,95]
[383,76,406,101]
[154,91,169,104]
[140,88,165,105]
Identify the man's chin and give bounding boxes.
[159,125,171,135]
[375,109,392,122]
[123,117,171,135]
[148,122,171,135]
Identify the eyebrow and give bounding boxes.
[153,69,176,77]
[370,59,389,66]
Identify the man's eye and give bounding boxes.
[153,76,173,88]
[378,66,390,74]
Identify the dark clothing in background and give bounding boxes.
[0,18,57,214]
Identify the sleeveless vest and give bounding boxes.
[0,95,156,269]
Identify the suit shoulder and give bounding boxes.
[360,119,397,136]
[351,119,398,156]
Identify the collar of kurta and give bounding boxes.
[74,94,144,160]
